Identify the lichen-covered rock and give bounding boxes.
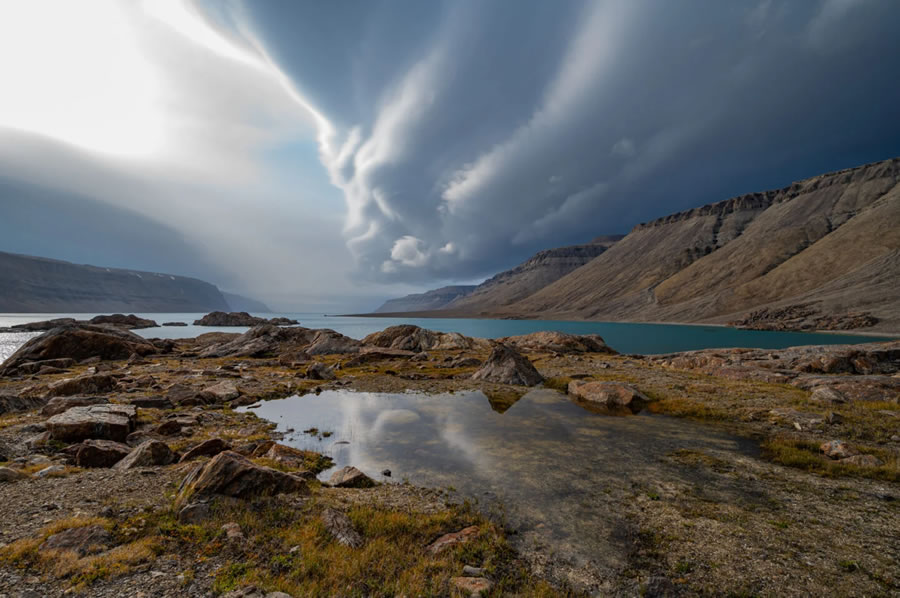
[498,331,617,355]
[113,440,175,469]
[178,450,308,503]
[327,466,375,488]
[201,380,240,402]
[46,404,136,443]
[820,440,858,460]
[362,325,488,353]
[567,380,649,407]
[471,344,543,386]
[1,324,158,375]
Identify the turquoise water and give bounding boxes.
[0,312,890,359]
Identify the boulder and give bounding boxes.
[74,439,132,468]
[810,387,847,404]
[113,440,175,469]
[201,380,241,402]
[0,394,46,416]
[567,381,649,407]
[471,344,543,386]
[321,508,363,548]
[39,525,113,556]
[362,325,488,352]
[193,311,269,326]
[305,329,361,355]
[88,314,159,329]
[327,466,375,488]
[1,324,158,375]
[178,450,308,502]
[426,526,479,555]
[820,440,858,460]
[41,396,107,416]
[306,362,335,381]
[0,467,26,483]
[498,331,616,355]
[179,438,231,462]
[165,383,203,406]
[46,404,136,443]
[198,325,316,358]
[155,420,185,436]
[46,374,118,397]
[262,443,315,471]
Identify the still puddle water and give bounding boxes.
[245,389,757,584]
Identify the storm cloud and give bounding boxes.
[225,0,900,282]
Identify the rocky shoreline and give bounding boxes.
[0,320,897,596]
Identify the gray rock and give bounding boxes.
[321,508,363,548]
[46,374,117,397]
[113,440,175,469]
[328,466,375,488]
[34,465,66,478]
[46,404,136,443]
[41,396,107,416]
[179,438,231,462]
[567,380,649,408]
[0,467,26,483]
[177,450,308,502]
[40,525,113,556]
[74,439,131,468]
[471,343,543,386]
[178,502,211,524]
[305,362,335,381]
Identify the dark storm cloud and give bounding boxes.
[226,0,900,283]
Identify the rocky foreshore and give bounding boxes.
[0,322,897,596]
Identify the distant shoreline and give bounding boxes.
[339,310,900,338]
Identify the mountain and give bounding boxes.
[223,292,271,313]
[0,251,230,312]
[374,285,477,313]
[499,158,900,332]
[443,236,622,313]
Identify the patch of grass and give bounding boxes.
[543,377,572,394]
[761,437,899,482]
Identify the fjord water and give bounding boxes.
[245,389,758,581]
[0,312,888,363]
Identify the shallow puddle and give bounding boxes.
[245,389,758,585]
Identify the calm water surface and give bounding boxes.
[0,312,889,362]
[243,389,758,582]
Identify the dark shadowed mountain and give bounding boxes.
[0,251,230,313]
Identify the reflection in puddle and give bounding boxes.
[244,389,756,584]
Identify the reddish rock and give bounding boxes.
[820,440,858,460]
[426,526,479,555]
[567,380,649,407]
[451,576,493,596]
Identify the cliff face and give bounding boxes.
[503,158,900,332]
[374,285,477,313]
[445,238,622,313]
[0,251,230,312]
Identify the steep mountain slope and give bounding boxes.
[0,251,230,312]
[375,285,477,313]
[442,236,623,313]
[222,292,271,313]
[503,158,900,331]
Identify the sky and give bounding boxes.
[0,0,898,312]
